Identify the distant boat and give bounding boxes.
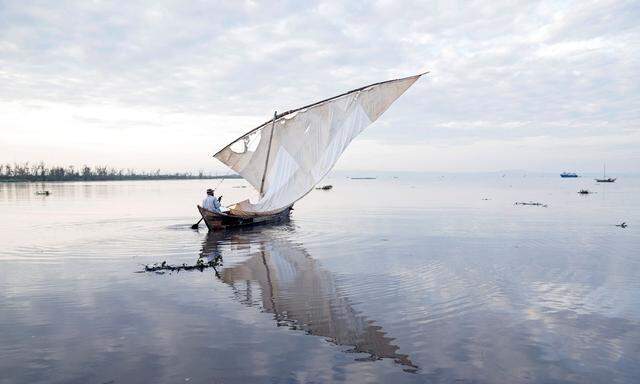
[595,164,616,183]
[560,172,578,178]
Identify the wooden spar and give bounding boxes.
[259,111,277,195]
[212,71,429,158]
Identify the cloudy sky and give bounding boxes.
[1,0,638,173]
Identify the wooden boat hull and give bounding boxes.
[197,205,292,231]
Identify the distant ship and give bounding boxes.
[595,164,616,183]
[560,172,578,178]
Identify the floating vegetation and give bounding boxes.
[514,201,548,207]
[142,257,221,274]
[315,185,333,190]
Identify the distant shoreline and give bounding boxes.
[0,175,241,183]
[0,163,241,183]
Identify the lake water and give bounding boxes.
[1,174,639,383]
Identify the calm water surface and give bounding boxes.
[1,174,639,383]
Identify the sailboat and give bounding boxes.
[197,73,426,230]
[595,163,616,183]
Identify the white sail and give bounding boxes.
[214,73,424,216]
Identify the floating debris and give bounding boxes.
[35,191,50,196]
[515,201,548,207]
[615,222,628,228]
[142,258,221,274]
[315,185,333,190]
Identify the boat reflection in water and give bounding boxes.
[199,228,418,372]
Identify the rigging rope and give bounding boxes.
[213,170,232,191]
[211,170,237,208]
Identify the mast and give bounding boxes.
[259,111,277,195]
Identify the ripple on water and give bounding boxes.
[2,178,640,383]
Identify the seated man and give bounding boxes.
[202,188,222,212]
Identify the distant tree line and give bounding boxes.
[0,162,238,182]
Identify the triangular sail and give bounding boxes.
[214,73,424,215]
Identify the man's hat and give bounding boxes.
[206,188,214,194]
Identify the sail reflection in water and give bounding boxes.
[199,229,418,372]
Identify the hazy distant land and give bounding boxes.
[0,162,239,182]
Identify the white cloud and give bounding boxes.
[0,0,638,172]
[340,131,640,173]
[0,100,260,172]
